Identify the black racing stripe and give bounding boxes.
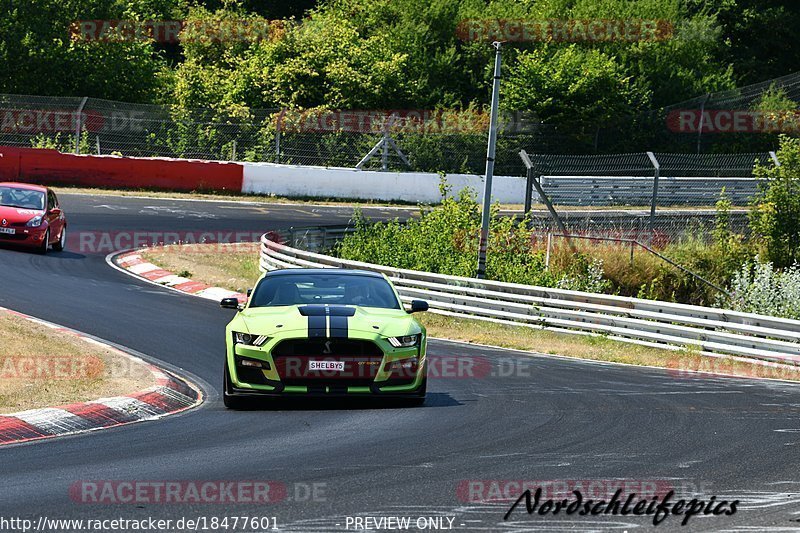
[329,315,348,338]
[327,306,356,317]
[326,306,353,339]
[298,305,327,316]
[300,306,328,338]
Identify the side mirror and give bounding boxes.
[409,300,429,313]
[220,297,240,310]
[247,288,252,297]
[49,208,61,216]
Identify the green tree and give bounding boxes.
[750,136,800,268]
[0,0,171,101]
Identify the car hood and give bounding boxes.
[0,206,43,225]
[234,304,420,337]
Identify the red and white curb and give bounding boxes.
[0,307,202,445]
[112,250,247,303]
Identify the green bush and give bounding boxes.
[336,183,612,291]
[750,135,800,268]
[722,258,800,320]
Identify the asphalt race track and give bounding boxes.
[1,193,800,532]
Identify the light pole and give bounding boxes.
[476,41,503,279]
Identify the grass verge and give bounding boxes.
[0,312,155,413]
[139,243,800,382]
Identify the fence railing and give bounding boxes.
[260,231,800,366]
[520,150,778,238]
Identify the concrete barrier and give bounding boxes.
[242,162,525,203]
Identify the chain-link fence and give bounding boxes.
[5,71,795,176]
[520,151,779,241]
[592,71,800,154]
[0,93,543,175]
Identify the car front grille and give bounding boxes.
[271,339,384,386]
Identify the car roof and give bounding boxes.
[0,182,48,193]
[265,268,385,279]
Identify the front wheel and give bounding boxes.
[52,226,66,252]
[36,229,49,255]
[223,362,249,409]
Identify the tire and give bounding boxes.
[223,362,249,409]
[404,377,427,407]
[36,229,49,255]
[52,226,66,252]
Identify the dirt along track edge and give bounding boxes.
[0,307,204,446]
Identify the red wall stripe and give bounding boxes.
[0,147,243,192]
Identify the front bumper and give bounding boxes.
[0,227,47,247]
[227,336,426,397]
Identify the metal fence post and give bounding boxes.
[646,151,660,241]
[74,96,88,154]
[275,109,285,164]
[696,94,710,155]
[382,130,389,171]
[523,165,534,214]
[232,140,237,161]
[545,232,552,270]
[519,150,572,246]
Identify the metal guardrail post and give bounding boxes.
[646,151,660,240]
[74,96,88,154]
[519,150,572,248]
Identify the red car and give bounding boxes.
[0,182,67,253]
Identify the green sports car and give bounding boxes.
[220,268,429,408]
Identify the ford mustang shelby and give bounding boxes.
[221,269,429,408]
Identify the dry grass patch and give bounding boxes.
[0,313,155,413]
[141,243,262,294]
[419,313,800,382]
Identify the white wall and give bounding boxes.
[242,162,525,203]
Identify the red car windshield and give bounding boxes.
[0,187,45,210]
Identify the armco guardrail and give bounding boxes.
[540,176,758,206]
[259,233,800,365]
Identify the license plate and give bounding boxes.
[0,227,14,235]
[308,361,345,371]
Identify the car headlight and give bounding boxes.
[387,334,420,348]
[26,215,43,228]
[233,332,269,346]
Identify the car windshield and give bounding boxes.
[250,273,401,309]
[0,186,45,210]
